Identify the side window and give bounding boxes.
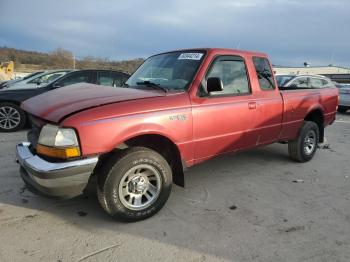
[252,57,275,90]
[321,79,328,87]
[58,71,90,87]
[321,78,333,88]
[203,56,250,96]
[310,78,323,88]
[292,77,309,88]
[97,71,114,86]
[111,72,127,87]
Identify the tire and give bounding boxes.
[288,121,319,163]
[0,102,26,132]
[97,147,172,222]
[337,106,348,113]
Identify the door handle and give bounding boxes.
[248,102,257,110]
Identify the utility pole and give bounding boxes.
[73,53,76,69]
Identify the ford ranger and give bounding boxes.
[16,48,339,221]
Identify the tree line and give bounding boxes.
[0,47,144,74]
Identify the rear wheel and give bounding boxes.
[97,147,172,222]
[288,121,319,162]
[337,106,348,113]
[0,102,26,132]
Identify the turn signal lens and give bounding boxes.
[37,144,81,159]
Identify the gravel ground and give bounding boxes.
[0,113,349,262]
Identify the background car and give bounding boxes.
[0,71,45,89]
[276,74,334,89]
[0,69,130,132]
[336,83,350,113]
[5,70,72,90]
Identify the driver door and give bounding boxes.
[192,55,258,163]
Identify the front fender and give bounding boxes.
[64,108,193,158]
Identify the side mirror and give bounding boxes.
[207,77,223,93]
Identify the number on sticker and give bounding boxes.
[178,53,203,60]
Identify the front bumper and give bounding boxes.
[16,142,98,198]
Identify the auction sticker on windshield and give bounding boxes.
[178,53,203,60]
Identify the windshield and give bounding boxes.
[276,75,296,87]
[28,71,70,85]
[22,71,44,80]
[125,51,206,91]
[7,71,70,89]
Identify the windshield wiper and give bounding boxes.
[136,81,168,93]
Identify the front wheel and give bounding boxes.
[97,147,172,222]
[288,121,319,162]
[0,102,26,132]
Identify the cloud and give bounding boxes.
[0,0,349,66]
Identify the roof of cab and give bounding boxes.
[155,48,268,58]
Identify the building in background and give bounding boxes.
[273,66,350,83]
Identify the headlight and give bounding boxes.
[37,124,80,159]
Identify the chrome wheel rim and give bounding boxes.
[118,164,162,210]
[304,130,316,155]
[0,106,21,130]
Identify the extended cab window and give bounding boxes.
[200,56,250,96]
[253,57,275,90]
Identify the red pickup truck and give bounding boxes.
[16,48,338,221]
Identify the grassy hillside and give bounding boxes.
[0,47,144,74]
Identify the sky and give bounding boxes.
[0,0,349,67]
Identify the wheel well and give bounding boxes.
[116,134,185,187]
[304,109,324,142]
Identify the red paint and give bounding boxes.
[21,48,338,167]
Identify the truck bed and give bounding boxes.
[279,87,338,141]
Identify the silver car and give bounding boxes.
[276,74,334,89]
[336,84,350,113]
[5,70,72,90]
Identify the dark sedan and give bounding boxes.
[0,69,130,132]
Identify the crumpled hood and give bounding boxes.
[21,83,165,123]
